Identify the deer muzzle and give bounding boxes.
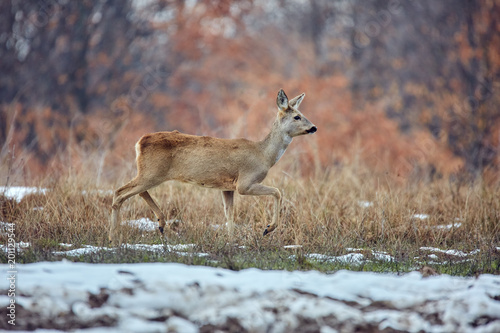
[307,126,317,134]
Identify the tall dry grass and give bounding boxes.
[1,148,499,264]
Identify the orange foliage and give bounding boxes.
[1,0,499,183]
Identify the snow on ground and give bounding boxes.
[0,238,488,267]
[290,249,394,265]
[81,189,114,196]
[1,261,500,332]
[0,237,30,252]
[124,218,159,232]
[434,222,462,229]
[358,200,373,208]
[0,186,47,202]
[50,243,209,257]
[124,218,181,232]
[420,247,481,258]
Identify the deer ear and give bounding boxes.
[276,89,289,111]
[289,93,305,108]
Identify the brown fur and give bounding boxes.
[109,89,316,245]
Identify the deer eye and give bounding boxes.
[294,115,301,120]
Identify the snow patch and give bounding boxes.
[2,262,499,332]
[124,218,158,231]
[52,245,115,256]
[81,189,114,196]
[123,218,181,232]
[434,223,462,229]
[0,186,47,202]
[358,200,373,208]
[211,222,229,230]
[284,245,303,249]
[420,247,480,257]
[291,250,393,265]
[52,243,209,257]
[0,241,31,253]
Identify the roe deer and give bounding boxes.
[109,89,317,245]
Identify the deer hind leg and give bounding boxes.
[221,191,235,238]
[139,191,168,233]
[237,183,281,236]
[110,177,159,246]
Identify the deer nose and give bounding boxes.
[307,126,317,134]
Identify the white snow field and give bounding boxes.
[1,261,500,332]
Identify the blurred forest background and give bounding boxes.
[1,0,499,185]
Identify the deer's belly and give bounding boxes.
[177,174,238,191]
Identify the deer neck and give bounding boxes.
[260,119,292,166]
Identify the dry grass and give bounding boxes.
[1,159,499,275]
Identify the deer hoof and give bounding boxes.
[159,226,164,234]
[263,225,271,236]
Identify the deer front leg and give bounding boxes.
[237,182,281,236]
[221,191,235,237]
[139,191,167,234]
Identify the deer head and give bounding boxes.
[276,89,317,138]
